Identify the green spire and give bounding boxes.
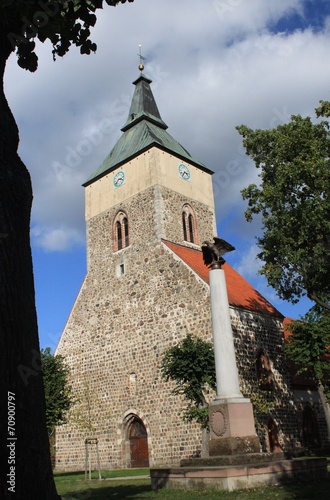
[121,73,168,131]
[84,73,211,186]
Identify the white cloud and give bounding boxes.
[3,0,330,254]
[3,0,328,348]
[31,226,84,252]
[236,243,262,279]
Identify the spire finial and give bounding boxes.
[138,44,146,72]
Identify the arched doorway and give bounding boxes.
[267,417,281,453]
[302,405,321,449]
[128,417,149,468]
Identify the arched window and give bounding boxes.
[182,204,197,244]
[114,211,129,251]
[256,349,274,390]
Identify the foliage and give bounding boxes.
[285,309,330,401]
[0,0,134,72]
[161,335,279,429]
[161,334,216,428]
[237,103,330,310]
[41,347,74,436]
[239,355,277,429]
[68,376,112,434]
[248,389,275,428]
[68,377,96,433]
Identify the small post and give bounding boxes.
[84,439,88,480]
[84,438,102,480]
[96,440,102,480]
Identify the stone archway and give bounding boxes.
[128,417,149,468]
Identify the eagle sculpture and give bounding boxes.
[201,237,235,268]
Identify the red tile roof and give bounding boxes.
[162,240,283,318]
[283,317,295,342]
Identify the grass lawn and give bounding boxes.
[54,469,330,499]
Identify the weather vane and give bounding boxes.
[138,44,146,72]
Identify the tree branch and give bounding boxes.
[309,293,330,311]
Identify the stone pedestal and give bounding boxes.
[209,400,260,456]
[151,457,328,491]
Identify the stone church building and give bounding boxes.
[55,71,329,470]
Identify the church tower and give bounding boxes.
[55,70,219,469]
[83,71,216,273]
[55,69,307,471]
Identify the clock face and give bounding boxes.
[113,170,125,188]
[178,163,190,181]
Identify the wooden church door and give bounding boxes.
[129,418,149,468]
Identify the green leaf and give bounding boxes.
[237,107,330,309]
[41,347,74,436]
[161,335,216,428]
[1,0,135,71]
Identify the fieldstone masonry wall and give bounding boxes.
[56,185,216,470]
[56,243,213,469]
[55,183,328,471]
[230,309,301,450]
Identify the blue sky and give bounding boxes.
[4,0,330,350]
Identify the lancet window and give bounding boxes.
[182,204,197,244]
[114,211,129,251]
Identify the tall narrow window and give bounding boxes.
[188,214,194,243]
[114,211,129,251]
[116,221,122,250]
[182,204,197,244]
[182,213,188,241]
[123,217,129,247]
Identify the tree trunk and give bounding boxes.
[0,36,60,499]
